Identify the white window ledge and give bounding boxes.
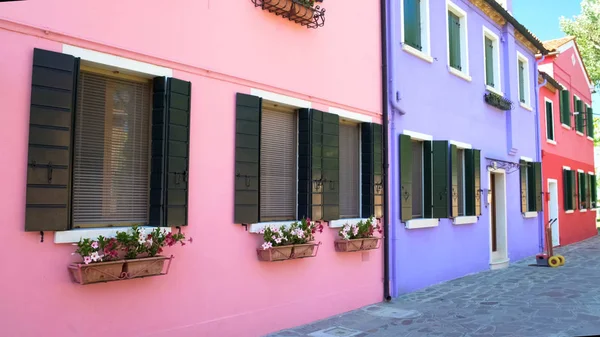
[576,131,584,136]
[486,85,504,97]
[587,136,594,141]
[328,218,370,228]
[448,67,472,82]
[580,209,588,212]
[546,139,557,145]
[565,210,574,214]
[561,124,571,130]
[248,221,296,234]
[402,44,434,64]
[453,216,478,225]
[54,226,172,244]
[519,103,533,111]
[523,212,538,218]
[405,218,439,229]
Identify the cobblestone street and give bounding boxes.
[268,235,600,337]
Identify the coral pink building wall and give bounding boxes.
[0,1,383,336]
[539,42,596,246]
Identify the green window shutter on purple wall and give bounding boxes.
[485,37,494,86]
[518,61,525,103]
[404,0,422,51]
[448,12,461,71]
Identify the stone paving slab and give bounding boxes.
[267,235,600,337]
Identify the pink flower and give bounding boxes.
[262,242,273,250]
[188,237,193,244]
[274,237,282,244]
[91,241,99,249]
[83,256,92,265]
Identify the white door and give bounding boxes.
[548,180,560,247]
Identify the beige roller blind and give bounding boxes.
[72,72,151,226]
[339,123,360,218]
[260,108,297,222]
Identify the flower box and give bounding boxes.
[68,256,173,285]
[257,243,320,262]
[334,238,381,252]
[251,0,325,29]
[123,256,169,278]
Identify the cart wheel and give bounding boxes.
[555,255,565,266]
[548,256,560,268]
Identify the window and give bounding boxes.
[545,99,555,141]
[587,104,595,138]
[563,168,576,211]
[483,28,501,92]
[411,140,424,218]
[590,173,598,208]
[574,96,585,134]
[73,71,151,226]
[456,149,465,216]
[517,52,530,106]
[260,105,297,222]
[402,0,430,57]
[339,123,360,219]
[559,87,571,127]
[578,171,590,209]
[520,160,541,213]
[447,2,469,75]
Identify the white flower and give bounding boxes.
[342,232,349,240]
[147,238,153,246]
[274,237,282,244]
[90,252,101,262]
[262,242,273,250]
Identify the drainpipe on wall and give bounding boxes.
[380,0,392,302]
[386,0,405,116]
[535,54,546,253]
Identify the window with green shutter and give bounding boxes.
[560,89,571,127]
[546,101,555,141]
[520,160,542,213]
[562,169,576,211]
[484,37,494,87]
[590,174,597,208]
[578,171,588,209]
[518,60,525,103]
[576,98,585,133]
[403,0,422,51]
[448,11,462,71]
[587,106,594,138]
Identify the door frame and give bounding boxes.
[488,168,509,267]
[547,178,560,247]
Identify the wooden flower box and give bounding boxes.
[334,238,381,252]
[68,256,173,285]
[257,243,320,261]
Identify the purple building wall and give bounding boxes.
[386,0,544,295]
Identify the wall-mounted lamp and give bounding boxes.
[483,188,492,208]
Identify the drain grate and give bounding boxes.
[362,305,421,319]
[307,327,364,337]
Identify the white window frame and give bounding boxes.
[544,97,556,144]
[449,141,477,225]
[516,51,532,110]
[400,0,432,63]
[482,27,502,95]
[446,0,471,82]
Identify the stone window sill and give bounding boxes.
[453,216,478,225]
[54,226,172,244]
[546,139,556,145]
[405,218,439,229]
[402,44,434,64]
[561,124,571,130]
[520,102,533,111]
[523,212,538,218]
[448,67,472,82]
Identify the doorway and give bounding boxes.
[489,170,508,269]
[548,179,560,247]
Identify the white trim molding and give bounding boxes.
[562,124,572,130]
[523,212,538,218]
[562,166,571,170]
[328,218,370,228]
[63,44,173,78]
[580,209,588,212]
[578,169,585,173]
[328,107,372,123]
[446,0,470,78]
[453,216,477,225]
[402,45,434,63]
[516,50,531,107]
[449,66,472,82]
[589,171,595,175]
[520,156,533,162]
[588,136,594,141]
[565,210,574,214]
[449,140,472,149]
[250,89,311,108]
[546,139,557,145]
[248,221,295,234]
[544,97,555,142]
[405,218,439,229]
[482,26,502,93]
[400,0,431,59]
[403,130,433,141]
[54,226,172,244]
[576,131,584,136]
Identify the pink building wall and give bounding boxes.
[0,1,383,336]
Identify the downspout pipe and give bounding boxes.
[535,54,546,253]
[380,0,392,302]
[387,0,405,116]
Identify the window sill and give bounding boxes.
[453,216,478,225]
[588,136,594,141]
[546,139,557,145]
[576,131,584,136]
[402,44,434,63]
[328,218,370,228]
[523,212,538,218]
[561,124,571,130]
[405,218,439,229]
[519,102,533,111]
[485,85,503,96]
[448,67,472,82]
[248,221,296,234]
[54,226,172,244]
[565,210,574,214]
[580,209,588,212]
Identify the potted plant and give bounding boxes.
[263,0,316,21]
[334,217,382,252]
[257,218,323,261]
[68,226,191,285]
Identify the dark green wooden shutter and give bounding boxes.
[586,174,591,209]
[464,149,475,216]
[473,149,481,216]
[560,90,571,126]
[546,101,554,140]
[404,0,422,51]
[298,109,316,220]
[527,164,535,212]
[361,123,384,219]
[25,48,79,231]
[423,141,432,218]
[587,107,594,138]
[518,61,525,103]
[484,37,494,86]
[399,134,413,221]
[232,93,261,224]
[433,141,449,218]
[448,12,461,70]
[321,111,340,221]
[533,162,542,212]
[150,78,191,227]
[449,144,458,217]
[570,171,577,210]
[563,169,570,210]
[520,160,527,213]
[578,172,584,209]
[576,99,584,133]
[591,174,597,208]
